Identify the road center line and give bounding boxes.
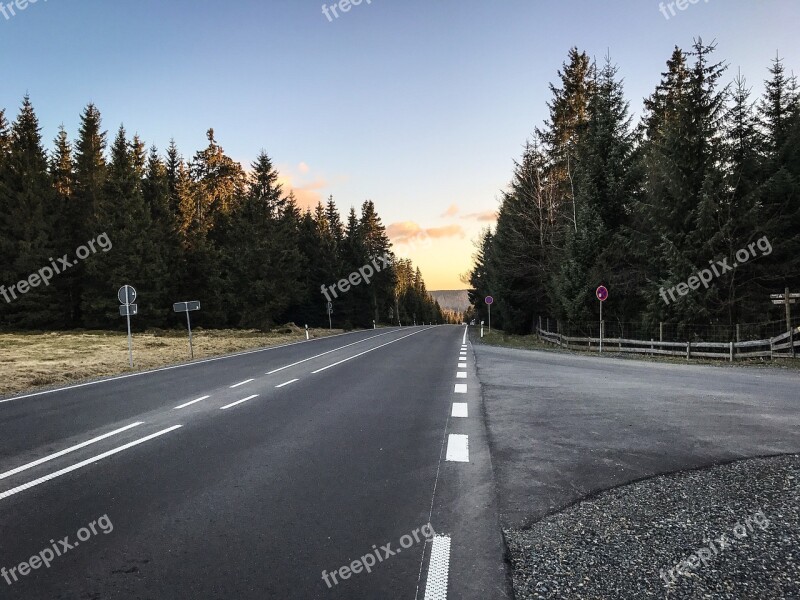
[458,362,467,368]
[220,395,259,410]
[230,378,255,389]
[454,384,467,394]
[0,425,182,501]
[174,395,210,410]
[311,328,434,374]
[275,379,299,388]
[0,422,145,481]
[456,372,467,378]
[266,330,397,375]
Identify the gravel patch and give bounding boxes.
[505,455,800,599]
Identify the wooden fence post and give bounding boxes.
[686,341,691,361]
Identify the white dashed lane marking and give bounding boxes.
[220,395,259,410]
[174,395,210,410]
[229,378,255,389]
[458,362,466,368]
[451,403,468,418]
[456,372,466,379]
[0,425,182,502]
[0,422,144,481]
[445,434,469,462]
[454,384,467,394]
[275,379,298,388]
[424,535,452,600]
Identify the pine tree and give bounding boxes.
[72,103,107,326]
[0,97,59,328]
[49,126,79,327]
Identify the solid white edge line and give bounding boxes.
[424,534,452,600]
[311,328,434,374]
[454,384,467,394]
[451,403,468,418]
[220,395,259,410]
[230,378,255,389]
[174,395,211,410]
[1,328,404,405]
[0,422,145,481]
[0,425,182,501]
[275,379,299,388]
[445,434,469,462]
[266,329,398,374]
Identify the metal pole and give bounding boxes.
[126,311,134,367]
[328,309,332,331]
[488,304,491,332]
[786,287,794,358]
[599,300,603,353]
[186,309,194,359]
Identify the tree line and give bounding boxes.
[0,100,446,331]
[468,40,800,337]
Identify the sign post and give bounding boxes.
[770,289,799,358]
[327,301,333,330]
[596,285,609,354]
[173,301,201,359]
[485,296,494,332]
[118,285,137,367]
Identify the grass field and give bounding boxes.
[0,325,343,397]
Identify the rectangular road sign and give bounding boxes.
[772,299,797,305]
[173,301,201,312]
[119,304,138,316]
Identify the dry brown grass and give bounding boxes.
[0,326,343,397]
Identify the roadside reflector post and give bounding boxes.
[305,324,309,340]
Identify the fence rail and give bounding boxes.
[536,325,800,361]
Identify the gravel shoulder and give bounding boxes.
[506,455,800,599]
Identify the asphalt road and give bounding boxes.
[0,326,510,599]
[473,341,800,527]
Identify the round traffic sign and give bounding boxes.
[118,285,137,305]
[485,296,494,305]
[596,286,609,302]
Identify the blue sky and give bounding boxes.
[1,0,798,288]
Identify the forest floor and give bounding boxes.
[0,325,344,397]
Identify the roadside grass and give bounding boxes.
[0,325,343,397]
[475,329,800,370]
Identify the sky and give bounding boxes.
[1,0,798,289]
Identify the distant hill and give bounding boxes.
[430,290,470,312]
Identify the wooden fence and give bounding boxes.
[536,325,800,361]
